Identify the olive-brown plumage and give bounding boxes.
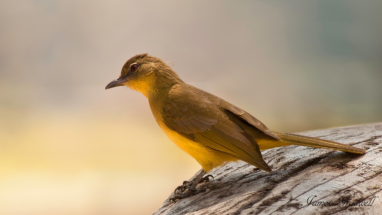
[106,54,366,200]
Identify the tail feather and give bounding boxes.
[273,132,366,154]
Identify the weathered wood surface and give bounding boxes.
[154,123,382,215]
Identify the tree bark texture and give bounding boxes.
[154,123,382,215]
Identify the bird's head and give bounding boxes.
[105,54,183,97]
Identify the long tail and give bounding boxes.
[273,132,366,154]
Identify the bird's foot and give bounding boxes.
[173,174,213,194]
[168,170,212,203]
[174,180,192,193]
[169,186,207,202]
[169,175,214,202]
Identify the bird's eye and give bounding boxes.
[130,63,138,72]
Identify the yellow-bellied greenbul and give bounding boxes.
[105,54,366,200]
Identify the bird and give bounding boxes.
[105,53,366,200]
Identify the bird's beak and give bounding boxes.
[105,79,125,90]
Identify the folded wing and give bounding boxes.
[162,86,272,172]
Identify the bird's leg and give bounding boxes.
[174,171,213,193]
[185,169,206,191]
[174,170,205,194]
[170,170,209,202]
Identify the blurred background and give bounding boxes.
[1,0,381,214]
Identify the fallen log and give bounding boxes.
[154,123,382,215]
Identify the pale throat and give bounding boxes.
[125,76,157,98]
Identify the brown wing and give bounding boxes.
[162,85,271,172]
[221,103,281,140]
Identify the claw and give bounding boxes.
[174,185,186,193]
[169,196,179,203]
[171,171,211,202]
[176,183,197,194]
[200,174,214,183]
[174,180,193,193]
[169,192,188,203]
[169,187,205,202]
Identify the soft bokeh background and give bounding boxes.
[1,0,381,214]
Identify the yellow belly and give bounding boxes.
[158,122,238,172]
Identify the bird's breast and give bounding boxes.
[148,97,238,172]
[154,115,208,157]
